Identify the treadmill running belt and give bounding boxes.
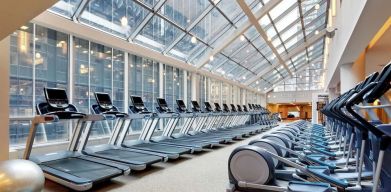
[132,143,189,154]
[94,149,161,164]
[44,157,121,182]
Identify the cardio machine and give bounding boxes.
[24,88,130,191]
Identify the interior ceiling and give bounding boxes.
[34,0,328,93]
[0,0,58,41]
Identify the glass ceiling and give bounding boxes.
[49,0,329,92]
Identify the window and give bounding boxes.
[10,24,70,145]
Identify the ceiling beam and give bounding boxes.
[245,28,327,85]
[237,0,292,77]
[0,0,58,41]
[195,0,282,69]
[263,56,324,93]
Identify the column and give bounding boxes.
[0,37,10,160]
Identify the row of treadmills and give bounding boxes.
[228,62,391,192]
[22,87,277,191]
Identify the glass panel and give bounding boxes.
[190,8,229,43]
[80,0,149,38]
[274,7,299,32]
[49,0,82,18]
[73,37,90,113]
[168,34,207,60]
[268,0,296,19]
[112,50,125,111]
[10,24,34,118]
[160,0,210,29]
[139,0,160,8]
[135,15,182,51]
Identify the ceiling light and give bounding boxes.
[20,26,29,30]
[256,81,259,84]
[267,36,271,41]
[107,64,112,68]
[240,34,245,41]
[191,36,197,44]
[75,45,81,48]
[258,88,260,91]
[120,16,128,27]
[315,30,319,35]
[106,50,111,54]
[246,49,249,53]
[35,53,41,59]
[314,4,320,10]
[209,55,214,61]
[242,76,246,80]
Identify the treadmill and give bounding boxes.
[78,92,166,171]
[170,99,228,145]
[24,88,130,191]
[120,95,191,158]
[149,98,211,149]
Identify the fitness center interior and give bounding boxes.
[0,0,390,191]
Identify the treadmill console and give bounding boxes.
[237,105,243,112]
[230,104,237,112]
[156,98,172,113]
[38,88,85,119]
[94,92,113,110]
[93,92,126,117]
[44,88,69,109]
[204,102,213,112]
[223,104,230,112]
[130,96,149,113]
[243,105,248,112]
[176,99,188,113]
[248,104,253,110]
[214,103,222,112]
[191,101,202,112]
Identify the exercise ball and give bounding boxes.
[0,159,45,192]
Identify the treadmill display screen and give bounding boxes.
[45,88,69,108]
[176,100,186,109]
[131,96,144,107]
[204,102,213,111]
[157,98,169,111]
[248,104,252,109]
[46,88,68,101]
[95,93,112,108]
[237,105,242,111]
[230,104,236,111]
[223,104,230,112]
[214,103,221,111]
[192,101,201,111]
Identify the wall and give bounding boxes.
[267,104,312,119]
[326,0,391,89]
[365,27,391,75]
[267,90,321,104]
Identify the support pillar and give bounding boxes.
[0,37,10,160]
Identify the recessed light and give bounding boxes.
[314,4,320,10]
[209,55,214,61]
[20,26,29,30]
[191,36,197,44]
[120,16,128,27]
[240,35,245,41]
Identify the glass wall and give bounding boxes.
[129,56,160,111]
[10,24,70,145]
[210,79,221,104]
[163,64,184,109]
